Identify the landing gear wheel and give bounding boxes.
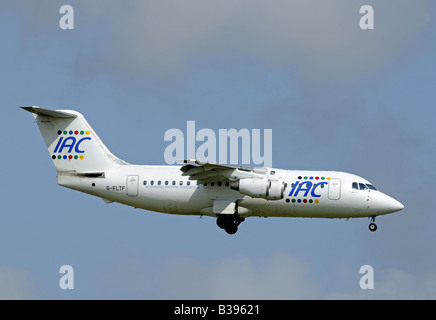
[216,215,239,234]
[216,207,244,235]
[216,216,227,229]
[369,222,377,232]
[368,216,377,232]
[225,224,238,235]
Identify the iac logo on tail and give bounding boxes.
[52,129,91,160]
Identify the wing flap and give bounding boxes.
[180,159,268,184]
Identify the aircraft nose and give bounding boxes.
[384,196,404,213]
[392,199,404,212]
[370,193,404,215]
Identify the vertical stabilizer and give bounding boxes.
[21,106,126,172]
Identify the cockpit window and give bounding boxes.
[353,181,378,191]
[359,183,368,190]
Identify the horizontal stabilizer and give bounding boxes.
[21,106,78,118]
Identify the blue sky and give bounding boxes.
[1,0,436,299]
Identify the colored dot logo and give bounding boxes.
[52,129,90,160]
[298,176,330,181]
[288,198,320,204]
[58,129,90,136]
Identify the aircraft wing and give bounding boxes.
[180,159,268,184]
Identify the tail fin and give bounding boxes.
[21,106,127,173]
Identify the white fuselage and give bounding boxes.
[58,165,403,220]
[22,106,404,234]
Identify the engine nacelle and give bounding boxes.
[230,178,285,200]
[267,179,286,200]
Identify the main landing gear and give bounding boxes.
[369,216,377,232]
[216,214,245,235]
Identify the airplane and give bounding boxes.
[22,106,404,235]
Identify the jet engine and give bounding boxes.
[230,178,286,200]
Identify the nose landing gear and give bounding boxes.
[369,216,377,232]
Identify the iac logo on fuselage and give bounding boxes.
[51,129,91,160]
[287,176,330,204]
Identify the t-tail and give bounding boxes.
[21,106,127,173]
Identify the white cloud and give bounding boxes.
[158,252,321,299]
[98,252,321,299]
[0,266,35,299]
[4,0,431,86]
[76,0,431,86]
[329,267,436,299]
[99,253,436,299]
[98,256,149,295]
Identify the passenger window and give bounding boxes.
[158,181,161,185]
[270,171,275,175]
[218,181,222,186]
[352,182,358,190]
[179,181,183,186]
[172,181,176,185]
[187,181,190,186]
[143,181,147,185]
[165,181,168,185]
[211,182,215,186]
[150,181,154,185]
[225,182,229,187]
[359,183,368,190]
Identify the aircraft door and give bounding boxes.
[126,175,139,196]
[328,178,341,200]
